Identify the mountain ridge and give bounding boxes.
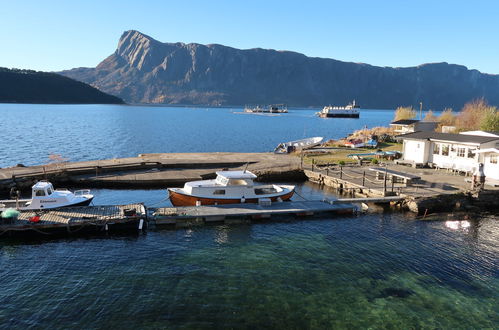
[59,30,499,109]
[0,67,124,104]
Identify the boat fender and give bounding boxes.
[241,196,246,203]
[29,216,41,223]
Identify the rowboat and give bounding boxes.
[274,137,324,153]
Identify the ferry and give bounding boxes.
[168,170,294,206]
[317,100,360,118]
[0,181,94,211]
[244,104,288,113]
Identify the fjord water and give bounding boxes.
[0,104,395,167]
[0,104,497,328]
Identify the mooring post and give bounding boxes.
[312,158,315,171]
[391,178,395,192]
[383,167,388,194]
[362,171,366,186]
[326,168,329,176]
[340,166,343,179]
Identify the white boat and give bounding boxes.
[168,170,294,206]
[244,104,288,113]
[317,100,360,118]
[0,181,94,211]
[274,137,324,153]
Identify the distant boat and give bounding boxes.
[317,100,360,118]
[244,104,288,113]
[274,137,324,153]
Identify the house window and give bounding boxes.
[450,146,456,153]
[467,148,476,159]
[213,189,226,195]
[490,154,498,164]
[441,144,449,156]
[433,143,440,155]
[457,147,466,157]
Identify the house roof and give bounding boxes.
[390,119,420,125]
[398,131,499,145]
[460,131,499,137]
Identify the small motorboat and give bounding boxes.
[0,181,94,211]
[274,137,324,153]
[168,170,294,206]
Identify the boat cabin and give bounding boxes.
[32,181,56,197]
[214,171,257,186]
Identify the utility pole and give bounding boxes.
[419,102,423,120]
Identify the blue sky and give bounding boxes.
[1,0,498,73]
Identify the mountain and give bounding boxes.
[0,67,124,104]
[59,30,499,109]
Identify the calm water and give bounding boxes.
[0,104,497,328]
[0,104,395,167]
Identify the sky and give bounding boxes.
[1,0,499,74]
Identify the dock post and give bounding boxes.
[391,178,395,193]
[312,159,315,171]
[300,152,304,169]
[383,167,387,195]
[326,168,329,176]
[340,166,343,179]
[362,171,366,186]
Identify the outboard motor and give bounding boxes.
[471,163,486,191]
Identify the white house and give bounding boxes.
[390,119,438,134]
[399,131,499,180]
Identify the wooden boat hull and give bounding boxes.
[168,189,294,207]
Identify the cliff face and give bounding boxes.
[0,67,124,104]
[60,30,499,109]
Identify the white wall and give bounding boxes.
[403,140,429,164]
[483,153,499,180]
[430,142,479,172]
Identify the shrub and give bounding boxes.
[393,106,416,121]
[338,160,346,166]
[371,158,379,164]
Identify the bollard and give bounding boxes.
[362,171,366,186]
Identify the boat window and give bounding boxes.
[35,190,46,196]
[213,189,226,195]
[215,176,229,185]
[47,188,53,195]
[255,187,278,195]
[228,179,248,185]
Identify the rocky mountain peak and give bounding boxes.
[59,30,499,108]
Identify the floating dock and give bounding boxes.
[152,200,356,227]
[0,203,146,237]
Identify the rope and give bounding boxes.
[147,195,170,207]
[293,190,309,201]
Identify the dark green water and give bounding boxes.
[0,209,497,328]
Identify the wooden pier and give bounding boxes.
[0,203,146,237]
[152,200,356,227]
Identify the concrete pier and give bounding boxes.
[0,153,303,194]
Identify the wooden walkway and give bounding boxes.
[152,200,355,226]
[0,203,146,235]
